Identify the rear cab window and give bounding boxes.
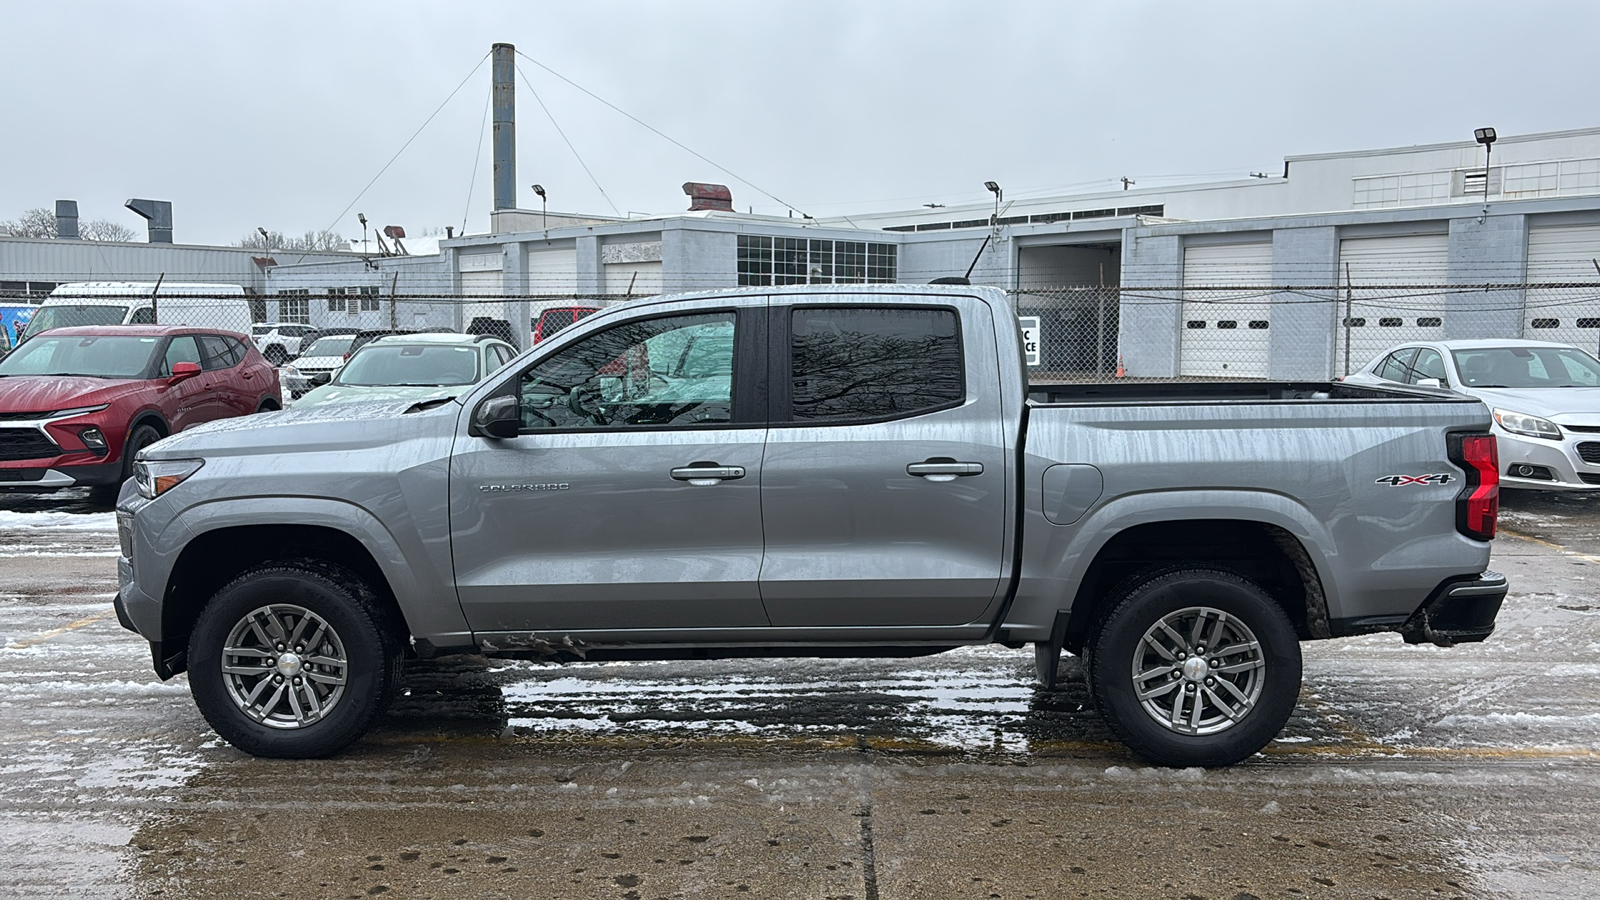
[784,306,964,423]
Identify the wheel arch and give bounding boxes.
[159,523,411,675]
[1060,518,1330,655]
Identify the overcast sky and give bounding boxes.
[4,1,1598,245]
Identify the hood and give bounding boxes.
[145,397,462,460]
[1466,386,1600,423]
[295,384,460,408]
[289,355,346,371]
[0,375,143,413]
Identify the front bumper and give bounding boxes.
[1398,570,1507,646]
[0,461,122,491]
[1497,430,1600,491]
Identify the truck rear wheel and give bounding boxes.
[1086,567,1301,767]
[187,564,401,758]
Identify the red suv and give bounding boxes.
[0,326,280,495]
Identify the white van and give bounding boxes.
[20,282,254,341]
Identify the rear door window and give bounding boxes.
[1376,349,1416,382]
[198,335,237,370]
[786,306,963,423]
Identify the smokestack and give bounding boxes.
[492,42,516,211]
[124,198,173,243]
[55,200,80,240]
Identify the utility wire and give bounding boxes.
[514,48,808,217]
[514,62,621,217]
[297,50,491,264]
[461,80,494,235]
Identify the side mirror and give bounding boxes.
[472,394,521,439]
[169,361,201,384]
[309,372,333,387]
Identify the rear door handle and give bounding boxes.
[907,460,984,482]
[670,464,746,485]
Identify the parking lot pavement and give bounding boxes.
[1,490,1598,898]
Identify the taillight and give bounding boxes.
[1450,432,1499,541]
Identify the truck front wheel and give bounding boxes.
[187,564,401,758]
[1086,567,1301,767]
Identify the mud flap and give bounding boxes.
[1033,611,1071,690]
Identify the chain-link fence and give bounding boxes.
[4,282,1600,385]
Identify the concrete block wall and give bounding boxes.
[1118,233,1182,377]
[1447,213,1528,339]
[1268,227,1339,379]
[662,225,736,293]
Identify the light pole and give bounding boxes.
[985,181,1002,226]
[1474,127,1497,202]
[531,184,547,238]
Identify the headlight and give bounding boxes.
[50,404,110,419]
[134,458,204,500]
[1492,408,1563,440]
[283,365,301,379]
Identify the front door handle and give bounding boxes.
[670,463,746,486]
[907,459,984,483]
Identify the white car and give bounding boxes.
[1344,339,1600,490]
[294,333,517,407]
[250,323,320,366]
[279,332,358,399]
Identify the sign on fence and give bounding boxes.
[1017,315,1041,367]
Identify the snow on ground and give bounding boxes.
[0,511,117,533]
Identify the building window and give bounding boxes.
[278,289,310,324]
[738,235,896,286]
[327,287,345,312]
[1354,172,1451,208]
[359,286,380,312]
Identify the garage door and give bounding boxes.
[1526,224,1600,351]
[1336,234,1449,375]
[603,261,662,298]
[459,269,506,339]
[1181,242,1273,378]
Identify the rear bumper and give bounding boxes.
[1398,570,1507,646]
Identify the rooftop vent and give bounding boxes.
[55,200,79,240]
[683,182,734,212]
[124,198,173,243]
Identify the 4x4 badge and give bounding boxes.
[1375,474,1453,486]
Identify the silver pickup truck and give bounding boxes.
[115,284,1506,767]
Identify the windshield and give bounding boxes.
[22,305,131,339]
[251,324,273,336]
[334,344,479,387]
[1453,346,1600,388]
[0,334,160,379]
[301,336,354,357]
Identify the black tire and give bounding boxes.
[1085,566,1301,768]
[187,563,402,758]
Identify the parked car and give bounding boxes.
[295,333,516,407]
[1344,339,1600,490]
[0,325,279,496]
[250,323,320,366]
[21,282,253,341]
[117,285,1504,766]
[532,305,600,344]
[280,332,358,399]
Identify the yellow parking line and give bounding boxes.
[4,612,112,650]
[1499,528,1600,566]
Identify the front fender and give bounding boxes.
[131,494,470,647]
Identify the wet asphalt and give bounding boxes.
[1,488,1598,898]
